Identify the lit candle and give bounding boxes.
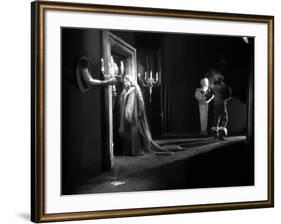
[101,58,105,75]
[120,61,124,75]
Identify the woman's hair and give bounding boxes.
[122,75,133,89]
[122,75,138,89]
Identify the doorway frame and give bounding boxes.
[102,31,137,170]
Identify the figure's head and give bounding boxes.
[214,73,224,83]
[207,69,225,87]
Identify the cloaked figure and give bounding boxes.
[208,71,232,140]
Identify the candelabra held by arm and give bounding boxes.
[76,56,117,93]
[101,56,124,96]
[138,70,159,102]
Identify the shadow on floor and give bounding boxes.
[75,136,254,194]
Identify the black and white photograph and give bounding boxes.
[61,28,255,195]
[30,1,274,222]
[0,0,278,223]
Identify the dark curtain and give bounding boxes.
[137,48,162,138]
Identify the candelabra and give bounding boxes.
[101,57,124,96]
[138,70,159,102]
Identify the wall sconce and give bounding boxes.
[138,70,159,102]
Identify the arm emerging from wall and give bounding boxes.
[81,66,117,87]
[76,57,117,93]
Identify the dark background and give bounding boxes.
[61,28,254,194]
[113,30,254,138]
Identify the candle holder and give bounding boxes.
[138,70,159,102]
[101,57,124,96]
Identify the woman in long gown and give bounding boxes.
[118,75,182,155]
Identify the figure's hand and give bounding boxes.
[108,77,117,85]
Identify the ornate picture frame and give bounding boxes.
[31,1,274,222]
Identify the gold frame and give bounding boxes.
[31,1,274,222]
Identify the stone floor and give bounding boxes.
[75,136,254,195]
